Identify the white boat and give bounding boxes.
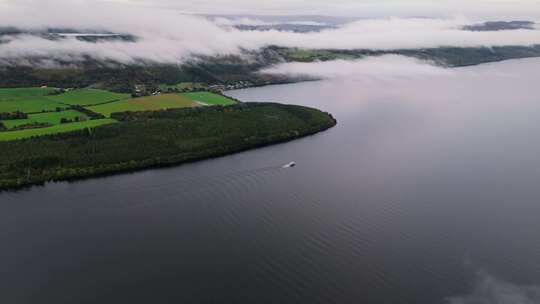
[282,162,296,168]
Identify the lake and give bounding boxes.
[2,58,540,303]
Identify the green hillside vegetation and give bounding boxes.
[0,119,116,141]
[0,87,57,102]
[0,88,240,140]
[0,87,67,113]
[0,99,66,113]
[0,88,128,114]
[46,89,130,106]
[1,46,540,91]
[1,110,89,129]
[284,49,359,61]
[88,94,197,117]
[182,92,237,106]
[0,88,114,140]
[0,103,337,190]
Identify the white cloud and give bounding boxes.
[260,55,453,80]
[0,1,540,65]
[241,18,540,50]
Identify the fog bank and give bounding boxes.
[261,55,453,80]
[0,1,540,65]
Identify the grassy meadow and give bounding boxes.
[181,92,237,106]
[46,89,130,106]
[0,87,67,113]
[88,94,197,117]
[0,88,238,141]
[0,87,57,102]
[2,110,89,129]
[0,119,116,141]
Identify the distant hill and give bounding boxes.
[203,14,358,26]
[234,24,334,33]
[1,45,540,92]
[463,21,536,31]
[0,27,137,43]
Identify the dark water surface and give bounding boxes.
[2,59,540,303]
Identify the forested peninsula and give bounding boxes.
[0,103,337,190]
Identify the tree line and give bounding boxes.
[0,111,28,120]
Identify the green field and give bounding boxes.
[46,89,130,106]
[0,100,68,113]
[0,87,57,102]
[1,110,89,129]
[0,119,116,141]
[1,88,238,140]
[88,94,197,117]
[0,87,67,113]
[0,88,129,114]
[181,92,237,106]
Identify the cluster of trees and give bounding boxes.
[8,122,51,131]
[0,103,336,190]
[0,111,28,120]
[0,122,5,131]
[163,86,206,94]
[45,88,68,96]
[60,117,84,124]
[69,105,105,120]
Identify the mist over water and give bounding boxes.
[2,58,540,303]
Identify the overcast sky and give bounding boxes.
[102,0,540,17]
[111,0,540,19]
[1,0,540,18]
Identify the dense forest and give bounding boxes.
[0,103,337,190]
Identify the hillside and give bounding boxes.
[1,45,539,92]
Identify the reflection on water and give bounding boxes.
[2,58,540,303]
[448,271,540,304]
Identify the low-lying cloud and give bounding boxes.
[0,1,540,66]
[248,18,540,50]
[261,55,452,80]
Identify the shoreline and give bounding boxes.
[0,103,337,192]
[0,121,335,192]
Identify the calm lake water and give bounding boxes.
[2,58,540,304]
